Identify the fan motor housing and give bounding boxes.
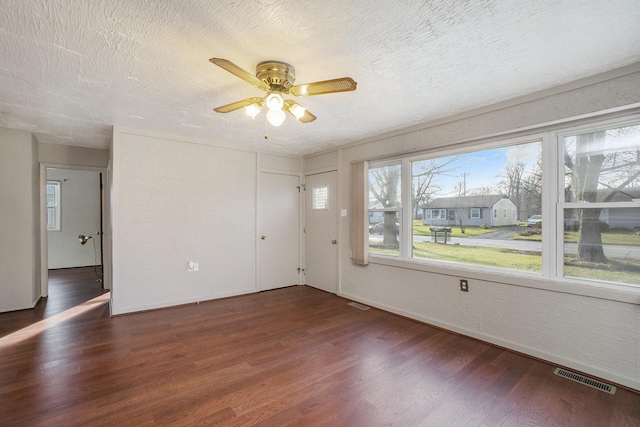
[256,61,295,91]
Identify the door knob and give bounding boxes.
[332,240,337,244]
[261,235,266,240]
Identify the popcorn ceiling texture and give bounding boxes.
[1,0,639,155]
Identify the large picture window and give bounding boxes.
[411,139,543,273]
[363,115,640,289]
[368,117,640,286]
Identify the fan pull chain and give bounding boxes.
[264,113,268,139]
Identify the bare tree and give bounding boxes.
[453,180,467,233]
[565,127,640,262]
[468,186,495,196]
[369,165,401,247]
[412,158,457,219]
[499,161,525,217]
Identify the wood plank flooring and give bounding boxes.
[0,267,107,338]
[0,278,638,426]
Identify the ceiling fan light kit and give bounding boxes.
[209,57,357,129]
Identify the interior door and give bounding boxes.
[304,171,337,293]
[257,172,300,291]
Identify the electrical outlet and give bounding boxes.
[460,279,469,292]
[188,261,199,272]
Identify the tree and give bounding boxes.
[453,180,467,233]
[412,158,457,219]
[499,161,525,218]
[369,164,401,247]
[468,186,495,196]
[564,127,640,262]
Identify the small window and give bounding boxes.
[368,162,402,257]
[47,181,61,231]
[470,208,480,219]
[494,209,497,218]
[561,124,640,286]
[312,186,328,210]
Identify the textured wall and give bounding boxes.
[332,72,640,390]
[0,128,40,312]
[110,130,258,314]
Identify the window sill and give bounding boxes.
[368,255,640,305]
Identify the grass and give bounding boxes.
[412,220,504,238]
[564,255,640,284]
[370,239,640,285]
[512,228,640,246]
[410,241,542,272]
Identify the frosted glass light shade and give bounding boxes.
[265,93,284,110]
[289,104,306,120]
[245,103,261,119]
[266,109,286,126]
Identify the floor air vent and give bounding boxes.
[553,368,616,394]
[347,302,370,310]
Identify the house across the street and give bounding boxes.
[422,195,517,227]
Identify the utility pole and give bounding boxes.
[462,173,467,196]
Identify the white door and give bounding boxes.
[304,171,337,293]
[257,172,300,291]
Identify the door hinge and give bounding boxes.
[297,184,305,192]
[297,268,305,273]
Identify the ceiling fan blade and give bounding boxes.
[214,97,264,113]
[289,77,357,96]
[209,58,270,91]
[284,100,317,123]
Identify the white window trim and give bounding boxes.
[364,113,640,304]
[46,180,61,231]
[470,208,480,219]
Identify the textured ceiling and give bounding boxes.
[1,0,639,155]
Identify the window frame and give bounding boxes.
[367,160,405,258]
[362,111,640,301]
[552,117,640,287]
[46,180,61,231]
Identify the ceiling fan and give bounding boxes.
[209,57,357,127]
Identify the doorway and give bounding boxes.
[41,166,107,298]
[304,171,338,293]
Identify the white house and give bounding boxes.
[422,195,517,227]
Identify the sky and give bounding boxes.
[414,141,541,199]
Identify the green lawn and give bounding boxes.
[370,238,640,284]
[412,220,503,237]
[411,241,542,272]
[564,255,640,284]
[512,228,640,246]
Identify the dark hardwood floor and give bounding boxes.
[0,274,637,426]
[0,267,107,338]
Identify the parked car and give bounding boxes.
[369,222,399,234]
[527,215,542,227]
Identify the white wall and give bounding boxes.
[47,169,102,269]
[315,69,640,390]
[0,128,40,312]
[110,130,259,314]
[39,143,109,168]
